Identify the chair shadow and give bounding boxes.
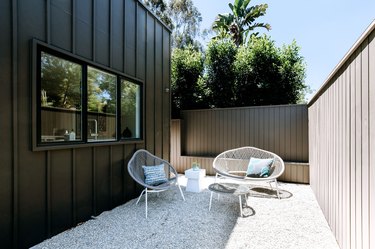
[248,186,293,199]
[241,205,256,218]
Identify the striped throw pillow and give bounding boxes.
[142,164,168,186]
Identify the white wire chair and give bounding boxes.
[213,147,285,198]
[127,149,185,218]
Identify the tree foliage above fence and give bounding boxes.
[144,0,307,117]
[234,36,306,106]
[171,46,205,117]
[171,36,307,116]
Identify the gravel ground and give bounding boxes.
[32,176,339,249]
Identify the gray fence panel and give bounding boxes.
[308,22,375,249]
[180,105,308,162]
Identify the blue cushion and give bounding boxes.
[246,158,273,177]
[142,164,168,186]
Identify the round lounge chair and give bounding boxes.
[213,147,285,198]
[127,149,185,218]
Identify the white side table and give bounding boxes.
[185,168,206,192]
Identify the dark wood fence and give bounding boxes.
[171,104,309,183]
[181,104,308,161]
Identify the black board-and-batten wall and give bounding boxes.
[0,0,171,248]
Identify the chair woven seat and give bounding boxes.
[127,149,185,218]
[213,146,285,198]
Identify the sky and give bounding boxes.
[191,0,375,100]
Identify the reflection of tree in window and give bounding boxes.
[41,52,81,109]
[87,67,117,141]
[121,80,141,139]
[40,52,82,142]
[87,67,116,114]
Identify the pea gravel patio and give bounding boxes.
[32,176,339,249]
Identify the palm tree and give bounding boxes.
[212,0,271,46]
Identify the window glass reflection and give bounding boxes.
[40,52,82,142]
[121,80,141,139]
[87,67,117,142]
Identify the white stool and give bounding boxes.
[185,169,206,192]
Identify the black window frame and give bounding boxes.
[32,40,144,151]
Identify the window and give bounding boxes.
[40,52,82,143]
[121,80,141,139]
[36,44,143,147]
[87,67,117,142]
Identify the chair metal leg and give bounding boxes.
[145,189,148,218]
[136,189,146,205]
[274,179,280,199]
[177,182,185,201]
[268,181,273,190]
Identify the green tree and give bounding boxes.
[171,46,205,117]
[41,53,81,109]
[205,39,237,108]
[87,67,117,114]
[212,0,271,46]
[143,0,173,29]
[234,35,306,106]
[143,0,202,49]
[168,0,202,49]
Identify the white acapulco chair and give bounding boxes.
[127,149,185,218]
[212,146,285,199]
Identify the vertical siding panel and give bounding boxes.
[299,106,304,161]
[355,51,362,249]
[339,72,344,247]
[94,0,109,66]
[145,14,155,153]
[343,66,350,249]
[368,31,375,249]
[361,40,370,249]
[0,1,13,247]
[249,108,254,147]
[18,0,47,246]
[334,81,338,238]
[154,22,163,158]
[111,145,124,207]
[50,150,72,235]
[304,106,309,161]
[111,0,124,71]
[136,5,146,80]
[280,107,286,159]
[95,147,110,214]
[285,107,291,161]
[75,0,92,59]
[292,106,298,160]
[228,110,233,149]
[75,147,93,223]
[259,108,264,149]
[338,76,342,246]
[244,108,250,147]
[162,28,170,160]
[124,0,136,76]
[203,111,208,153]
[213,110,218,155]
[350,59,356,249]
[50,0,72,51]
